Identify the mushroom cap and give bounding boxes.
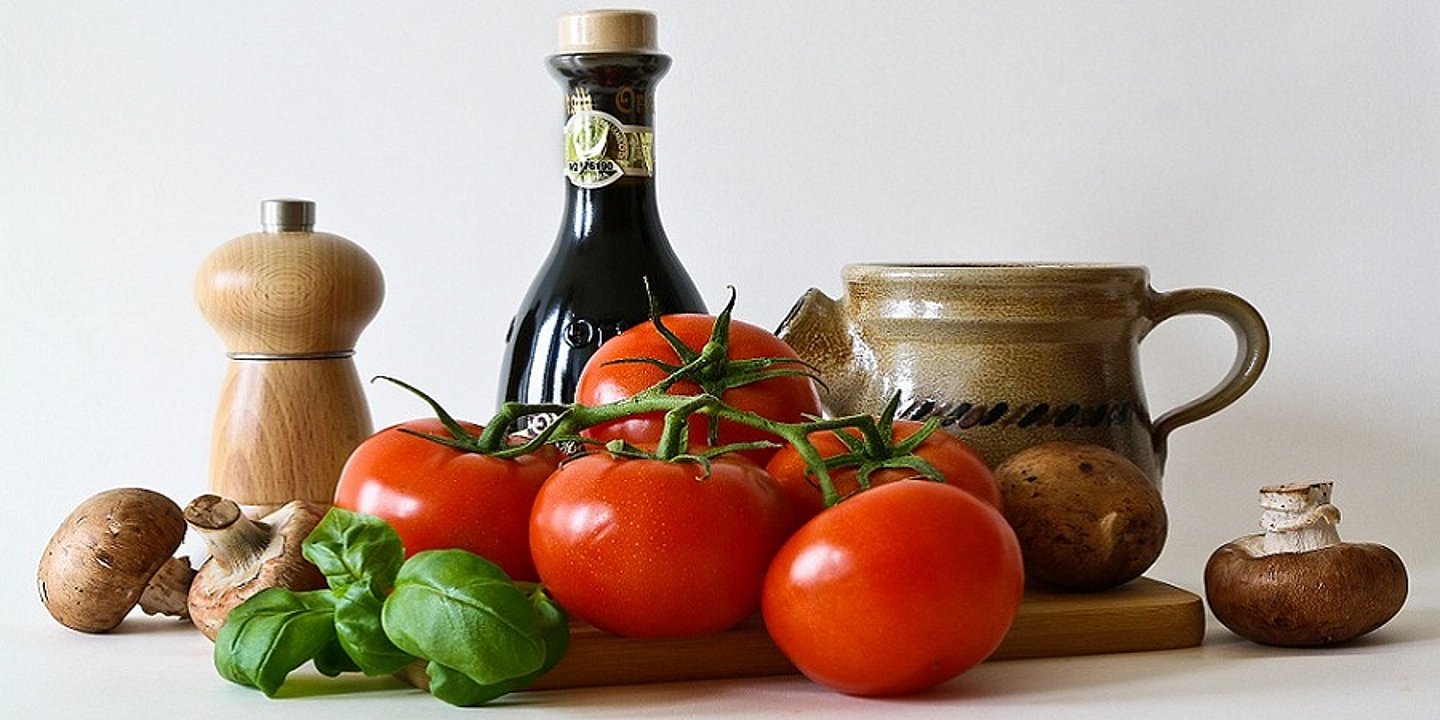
[994,441,1167,591]
[1205,536,1408,646]
[187,499,327,640]
[37,488,187,633]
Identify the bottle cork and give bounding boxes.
[558,9,659,53]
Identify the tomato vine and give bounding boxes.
[384,289,946,510]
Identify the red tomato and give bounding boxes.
[529,452,792,638]
[333,418,556,582]
[765,419,1001,526]
[575,314,822,464]
[762,480,1024,697]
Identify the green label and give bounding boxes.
[564,88,654,189]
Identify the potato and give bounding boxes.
[994,442,1166,591]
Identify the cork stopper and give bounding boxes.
[558,9,658,54]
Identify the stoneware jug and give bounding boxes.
[776,263,1269,485]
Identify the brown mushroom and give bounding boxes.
[993,442,1167,591]
[185,494,327,640]
[38,488,197,633]
[1205,481,1407,647]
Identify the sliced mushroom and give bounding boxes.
[185,494,327,640]
[1205,481,1408,646]
[38,488,195,633]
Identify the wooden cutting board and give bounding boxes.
[398,577,1204,692]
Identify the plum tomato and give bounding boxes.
[575,313,821,464]
[333,418,556,582]
[761,480,1024,697]
[529,452,793,638]
[765,419,1001,526]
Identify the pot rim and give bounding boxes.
[843,263,1152,289]
[845,261,1148,275]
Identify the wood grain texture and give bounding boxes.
[198,224,382,506]
[208,359,372,506]
[397,577,1204,692]
[195,230,383,355]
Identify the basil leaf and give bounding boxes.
[334,582,416,676]
[299,508,415,675]
[382,550,545,686]
[213,588,338,696]
[529,586,570,678]
[303,507,405,595]
[424,588,571,707]
[426,662,531,707]
[313,637,361,677]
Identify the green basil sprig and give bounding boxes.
[213,507,568,706]
[301,509,415,676]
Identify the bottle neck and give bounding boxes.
[562,178,664,248]
[549,52,669,126]
[551,52,671,248]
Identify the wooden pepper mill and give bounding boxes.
[195,199,384,511]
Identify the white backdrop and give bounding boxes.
[2,1,1436,626]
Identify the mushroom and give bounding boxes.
[38,488,197,633]
[185,494,328,640]
[1205,481,1407,647]
[993,442,1167,591]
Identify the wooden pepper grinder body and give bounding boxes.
[196,200,384,512]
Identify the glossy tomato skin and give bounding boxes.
[575,314,821,464]
[529,453,792,638]
[762,480,1024,697]
[765,420,1001,526]
[333,418,556,582]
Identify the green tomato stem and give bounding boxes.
[385,289,927,510]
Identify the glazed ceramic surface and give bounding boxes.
[777,263,1269,485]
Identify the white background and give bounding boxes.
[2,1,1437,716]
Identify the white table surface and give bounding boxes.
[4,567,1434,719]
[4,2,1437,717]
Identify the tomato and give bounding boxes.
[333,418,557,582]
[529,452,792,638]
[575,314,822,464]
[765,419,1001,526]
[762,480,1024,697]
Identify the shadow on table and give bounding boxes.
[1204,603,1439,656]
[274,673,411,699]
[107,614,205,636]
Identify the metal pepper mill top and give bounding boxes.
[195,199,384,510]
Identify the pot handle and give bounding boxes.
[1146,288,1269,457]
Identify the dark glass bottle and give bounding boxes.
[498,10,705,422]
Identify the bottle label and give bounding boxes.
[564,87,654,189]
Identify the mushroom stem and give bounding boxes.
[184,496,327,640]
[1259,482,1341,555]
[1205,480,1408,647]
[184,494,273,571]
[137,556,197,617]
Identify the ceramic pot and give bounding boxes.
[777,263,1269,485]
